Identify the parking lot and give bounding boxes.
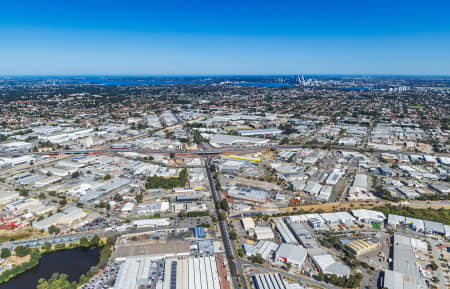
[81,261,120,289]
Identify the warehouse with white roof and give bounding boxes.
[275,244,307,268]
[252,273,288,289]
[273,218,298,244]
[162,256,222,289]
[351,209,385,224]
[311,254,351,277]
[320,212,354,225]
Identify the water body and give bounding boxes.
[0,247,101,289]
[231,82,294,88]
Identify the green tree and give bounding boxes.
[249,254,264,264]
[90,235,100,247]
[106,236,116,247]
[41,242,52,252]
[48,225,60,234]
[14,246,31,257]
[220,199,229,211]
[114,193,123,202]
[135,192,144,203]
[79,237,89,247]
[280,137,289,145]
[37,273,77,289]
[1,248,11,259]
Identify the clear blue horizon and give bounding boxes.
[1,0,449,75]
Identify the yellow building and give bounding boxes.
[346,239,381,256]
[222,155,261,163]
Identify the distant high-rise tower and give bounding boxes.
[296,74,306,86]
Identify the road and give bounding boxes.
[429,238,447,289]
[0,228,115,250]
[2,143,446,158]
[205,157,247,289]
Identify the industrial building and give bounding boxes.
[311,254,350,277]
[243,240,278,260]
[135,202,170,215]
[197,240,214,255]
[192,227,206,238]
[404,217,424,232]
[317,185,332,201]
[0,190,20,206]
[351,209,385,224]
[80,177,131,202]
[382,234,427,289]
[320,212,355,225]
[387,214,406,228]
[216,160,245,173]
[241,217,256,232]
[236,128,282,137]
[325,169,345,185]
[285,214,326,229]
[114,256,156,289]
[285,221,320,249]
[226,186,268,204]
[254,226,275,240]
[0,141,33,153]
[121,202,135,212]
[7,198,54,216]
[207,134,270,147]
[275,243,307,268]
[388,214,448,237]
[162,256,223,289]
[273,218,298,244]
[303,181,322,196]
[32,206,87,231]
[252,273,288,289]
[352,174,368,190]
[345,239,381,256]
[132,218,171,228]
[221,155,261,163]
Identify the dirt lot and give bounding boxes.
[219,175,282,191]
[0,229,42,242]
[8,254,30,266]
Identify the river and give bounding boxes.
[0,246,101,289]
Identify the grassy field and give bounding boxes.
[0,230,35,242]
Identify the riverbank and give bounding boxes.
[0,249,41,284]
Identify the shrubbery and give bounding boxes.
[376,205,450,225]
[145,168,187,189]
[318,272,362,288]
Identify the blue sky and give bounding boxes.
[0,0,449,75]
